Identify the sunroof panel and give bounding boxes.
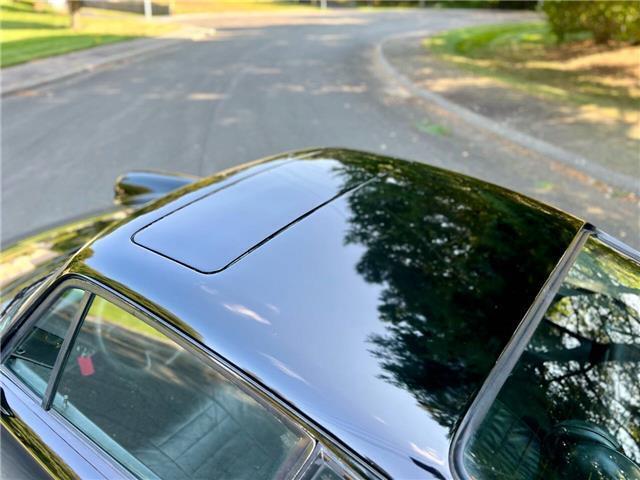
[132,159,358,273]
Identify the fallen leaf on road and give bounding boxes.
[416,120,450,136]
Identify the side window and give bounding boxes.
[5,288,86,398]
[460,236,640,479]
[51,295,313,479]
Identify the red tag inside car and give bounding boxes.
[77,355,95,376]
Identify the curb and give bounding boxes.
[1,33,196,98]
[374,30,640,195]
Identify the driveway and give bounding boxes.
[2,9,637,247]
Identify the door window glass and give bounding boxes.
[51,295,313,480]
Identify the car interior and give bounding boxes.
[5,288,83,397]
[6,291,313,480]
[463,288,640,480]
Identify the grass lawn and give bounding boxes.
[424,22,640,113]
[0,0,177,67]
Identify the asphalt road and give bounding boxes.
[2,9,638,247]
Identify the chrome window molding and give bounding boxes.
[448,225,597,480]
[1,367,125,479]
[594,227,640,263]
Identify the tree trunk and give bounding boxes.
[68,0,82,30]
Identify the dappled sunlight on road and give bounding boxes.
[305,32,352,47]
[241,65,281,75]
[267,82,367,95]
[207,28,266,39]
[92,86,121,96]
[187,92,226,101]
[186,14,370,30]
[561,104,640,141]
[3,8,638,251]
[217,116,240,126]
[270,82,305,93]
[312,83,367,95]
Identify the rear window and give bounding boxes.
[460,235,640,479]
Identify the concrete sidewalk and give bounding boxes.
[378,32,640,195]
[1,28,214,97]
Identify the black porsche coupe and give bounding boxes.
[1,149,638,480]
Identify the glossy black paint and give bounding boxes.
[1,425,50,480]
[1,373,110,479]
[1,387,52,480]
[113,170,199,207]
[133,159,371,274]
[41,148,580,479]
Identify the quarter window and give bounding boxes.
[5,288,86,398]
[50,294,313,479]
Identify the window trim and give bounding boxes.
[449,225,640,479]
[42,291,93,410]
[2,365,132,480]
[64,276,383,479]
[595,228,640,264]
[3,272,385,480]
[5,287,93,407]
[2,275,323,480]
[1,284,87,389]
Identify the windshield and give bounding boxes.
[460,235,640,480]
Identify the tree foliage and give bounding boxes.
[328,151,580,430]
[542,0,640,44]
[496,238,640,464]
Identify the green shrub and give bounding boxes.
[541,0,640,44]
[429,0,537,8]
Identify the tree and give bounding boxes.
[542,0,640,44]
[328,150,639,466]
[327,150,579,430]
[68,0,82,30]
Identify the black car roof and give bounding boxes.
[132,158,371,273]
[68,148,583,478]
